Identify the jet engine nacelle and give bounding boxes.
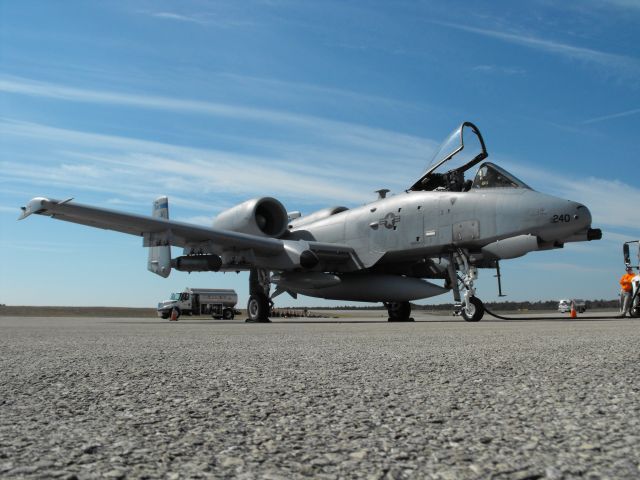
[212,197,289,238]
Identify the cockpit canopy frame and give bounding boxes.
[409,121,488,192]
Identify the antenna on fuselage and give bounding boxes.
[375,189,390,200]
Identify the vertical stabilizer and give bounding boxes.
[147,196,172,278]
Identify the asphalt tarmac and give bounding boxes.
[1,313,639,479]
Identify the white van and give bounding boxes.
[558,299,571,313]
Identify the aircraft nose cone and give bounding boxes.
[538,198,595,243]
[574,203,592,229]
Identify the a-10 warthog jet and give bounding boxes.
[20,122,601,322]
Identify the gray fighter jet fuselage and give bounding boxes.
[20,122,601,322]
[276,169,597,304]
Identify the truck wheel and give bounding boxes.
[223,308,234,320]
[246,294,271,322]
[461,296,484,322]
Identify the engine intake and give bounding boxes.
[212,197,288,238]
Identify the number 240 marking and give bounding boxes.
[552,214,571,223]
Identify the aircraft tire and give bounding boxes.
[461,296,484,322]
[246,294,271,323]
[386,301,413,322]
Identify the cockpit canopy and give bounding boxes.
[409,122,487,192]
[409,122,531,192]
[471,162,531,190]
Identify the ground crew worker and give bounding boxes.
[619,266,635,317]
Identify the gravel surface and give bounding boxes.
[1,315,639,479]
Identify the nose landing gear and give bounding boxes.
[449,249,485,322]
[460,295,484,322]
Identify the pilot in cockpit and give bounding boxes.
[447,170,465,191]
[472,163,523,189]
[474,164,495,188]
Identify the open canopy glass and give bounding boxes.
[409,121,488,192]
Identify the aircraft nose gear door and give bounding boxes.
[450,249,485,322]
[247,268,272,323]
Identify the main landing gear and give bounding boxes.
[449,249,485,322]
[385,301,414,322]
[246,268,272,323]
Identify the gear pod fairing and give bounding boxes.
[275,273,448,302]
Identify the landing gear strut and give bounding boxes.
[385,301,414,322]
[246,268,272,323]
[449,249,485,322]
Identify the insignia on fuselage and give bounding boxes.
[379,212,401,229]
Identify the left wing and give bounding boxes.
[20,197,284,254]
[19,197,365,272]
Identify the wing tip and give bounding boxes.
[18,196,53,220]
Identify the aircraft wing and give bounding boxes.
[19,197,284,255]
[18,197,366,270]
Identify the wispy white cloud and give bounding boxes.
[0,240,75,254]
[596,0,640,11]
[0,75,440,211]
[0,76,435,161]
[0,205,19,214]
[473,65,526,76]
[216,72,424,112]
[561,178,640,229]
[0,120,390,210]
[433,21,640,80]
[582,108,640,124]
[146,9,256,28]
[151,12,207,25]
[501,159,640,230]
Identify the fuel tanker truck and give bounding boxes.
[157,288,239,320]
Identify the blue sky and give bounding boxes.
[1,0,639,308]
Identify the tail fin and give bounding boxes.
[147,196,172,278]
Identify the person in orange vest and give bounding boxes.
[619,266,635,317]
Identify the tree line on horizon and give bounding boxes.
[309,299,620,311]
